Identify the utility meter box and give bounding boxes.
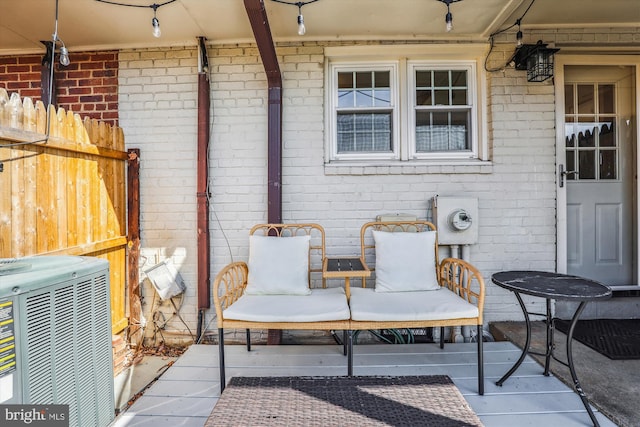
[432,196,479,245]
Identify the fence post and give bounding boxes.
[127,148,142,345]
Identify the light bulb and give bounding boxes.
[445,11,453,32]
[297,14,306,36]
[516,30,523,47]
[59,46,70,66]
[152,17,161,38]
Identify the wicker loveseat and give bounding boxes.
[212,221,485,395]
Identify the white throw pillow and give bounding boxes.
[245,234,312,295]
[373,230,439,292]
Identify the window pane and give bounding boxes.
[373,113,390,128]
[355,114,371,132]
[337,133,354,152]
[565,121,576,147]
[338,89,354,108]
[416,71,431,87]
[451,71,466,87]
[416,90,432,106]
[434,89,449,105]
[431,112,450,151]
[338,72,353,89]
[599,119,615,147]
[337,112,391,153]
[337,114,355,152]
[598,84,615,114]
[451,89,467,105]
[577,120,596,147]
[600,150,617,180]
[374,89,391,107]
[577,84,595,115]
[415,111,433,152]
[375,71,390,88]
[434,71,449,87]
[356,72,372,88]
[374,132,391,151]
[566,151,576,180]
[355,89,374,107]
[578,150,596,179]
[450,111,469,150]
[565,84,574,114]
[578,128,595,148]
[355,133,370,151]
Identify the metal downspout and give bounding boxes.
[196,37,211,340]
[244,0,283,224]
[244,0,283,344]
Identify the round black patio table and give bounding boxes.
[491,271,612,427]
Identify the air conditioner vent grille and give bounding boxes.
[8,257,114,427]
[54,285,77,425]
[25,293,53,404]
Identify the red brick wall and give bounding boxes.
[0,51,119,126]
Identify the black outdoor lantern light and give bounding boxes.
[513,40,560,82]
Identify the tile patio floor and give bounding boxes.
[110,341,616,427]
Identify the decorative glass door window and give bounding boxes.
[564,83,617,180]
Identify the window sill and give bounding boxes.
[324,159,493,175]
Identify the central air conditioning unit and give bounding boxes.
[0,256,115,427]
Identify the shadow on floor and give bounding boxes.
[113,355,178,413]
[490,321,640,427]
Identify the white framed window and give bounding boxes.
[409,62,478,160]
[329,63,400,161]
[325,45,487,167]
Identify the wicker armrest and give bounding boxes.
[212,261,249,326]
[439,257,485,322]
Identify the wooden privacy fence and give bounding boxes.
[0,89,129,334]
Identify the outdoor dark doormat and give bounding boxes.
[554,318,640,360]
[205,375,483,427]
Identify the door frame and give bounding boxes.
[555,55,640,280]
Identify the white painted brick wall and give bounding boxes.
[117,29,638,343]
[119,47,200,344]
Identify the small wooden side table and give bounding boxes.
[323,257,370,301]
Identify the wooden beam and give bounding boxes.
[244,0,282,225]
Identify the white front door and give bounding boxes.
[563,65,636,286]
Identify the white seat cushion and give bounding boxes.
[373,230,439,292]
[349,287,479,321]
[223,287,350,323]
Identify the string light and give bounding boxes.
[59,45,70,66]
[297,5,305,36]
[152,6,161,38]
[437,0,462,33]
[271,0,320,36]
[515,19,523,47]
[95,0,177,38]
